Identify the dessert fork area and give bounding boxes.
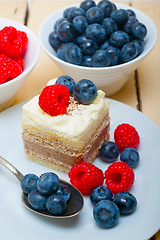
[0,1,160,239]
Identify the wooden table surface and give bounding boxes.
[0,1,160,239]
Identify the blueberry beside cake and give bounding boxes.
[22,77,110,173]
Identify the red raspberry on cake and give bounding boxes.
[104,162,135,194]
[114,123,140,152]
[68,162,104,194]
[0,54,22,84]
[0,26,28,57]
[38,84,70,116]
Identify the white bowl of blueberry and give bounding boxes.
[39,0,157,96]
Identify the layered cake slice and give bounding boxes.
[22,78,110,173]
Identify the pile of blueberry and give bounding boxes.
[21,172,70,215]
[56,75,97,104]
[90,186,137,228]
[99,141,140,167]
[49,0,147,67]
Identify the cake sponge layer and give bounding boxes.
[22,117,110,173]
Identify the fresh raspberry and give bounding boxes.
[68,162,104,195]
[17,30,28,55]
[0,54,22,84]
[114,123,140,152]
[38,84,70,116]
[104,162,135,194]
[12,55,24,69]
[0,26,28,57]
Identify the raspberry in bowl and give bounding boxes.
[0,18,40,112]
[39,0,157,96]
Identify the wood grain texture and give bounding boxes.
[0,1,27,23]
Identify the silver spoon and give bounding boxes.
[0,156,84,218]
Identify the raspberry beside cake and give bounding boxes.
[22,78,110,173]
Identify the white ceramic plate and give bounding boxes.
[0,100,160,240]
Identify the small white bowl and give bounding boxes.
[39,2,157,96]
[0,18,40,112]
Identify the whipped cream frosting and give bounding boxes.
[22,79,110,137]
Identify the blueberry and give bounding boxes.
[112,3,117,11]
[57,42,75,61]
[80,0,96,12]
[97,0,114,18]
[73,16,88,35]
[21,173,39,194]
[46,195,67,215]
[132,39,144,56]
[127,9,136,17]
[113,192,137,214]
[81,55,92,67]
[48,31,63,52]
[120,147,140,167]
[110,30,130,48]
[56,75,75,94]
[93,200,120,228]
[86,7,104,24]
[120,42,137,63]
[57,21,77,42]
[80,39,98,56]
[75,34,88,46]
[37,172,59,195]
[63,7,74,19]
[90,186,113,205]
[99,141,119,162]
[110,9,129,27]
[28,188,47,211]
[101,18,118,38]
[53,184,70,201]
[91,49,111,67]
[100,40,110,50]
[86,23,106,45]
[106,45,120,66]
[65,44,83,65]
[73,79,97,104]
[123,16,138,35]
[67,7,86,22]
[130,22,147,40]
[54,18,68,31]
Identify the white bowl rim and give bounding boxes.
[39,2,158,71]
[0,17,40,89]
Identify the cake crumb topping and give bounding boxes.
[67,97,87,116]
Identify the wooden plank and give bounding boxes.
[132,1,160,127]
[0,1,27,23]
[110,72,138,109]
[155,230,160,240]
